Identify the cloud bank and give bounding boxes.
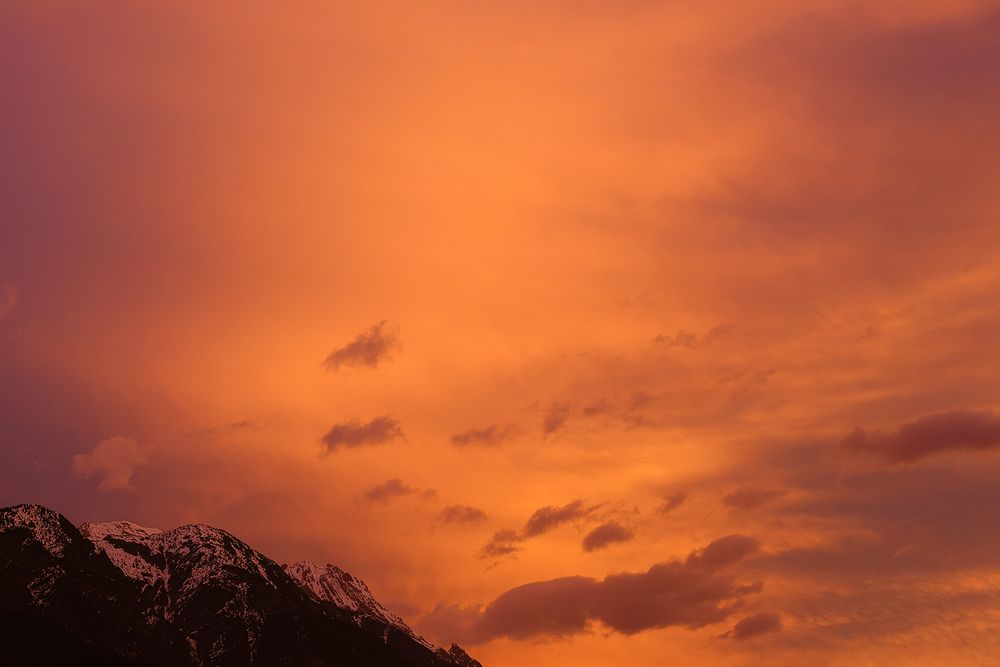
[842,409,1000,463]
[428,535,762,643]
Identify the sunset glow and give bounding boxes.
[3,2,1000,665]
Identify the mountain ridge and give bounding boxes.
[0,503,481,667]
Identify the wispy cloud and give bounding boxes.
[542,403,572,437]
[656,491,688,514]
[523,499,592,537]
[451,425,515,447]
[362,478,415,504]
[479,499,598,560]
[441,504,489,525]
[323,320,400,371]
[654,324,731,349]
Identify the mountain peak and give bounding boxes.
[0,503,75,556]
[79,519,162,542]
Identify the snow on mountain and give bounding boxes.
[156,523,285,590]
[81,520,291,661]
[80,520,164,585]
[0,504,73,556]
[83,522,433,650]
[81,521,284,591]
[284,560,436,650]
[80,520,162,542]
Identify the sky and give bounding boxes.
[2,1,1000,665]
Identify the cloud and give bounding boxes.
[723,488,786,511]
[480,499,600,559]
[582,399,614,417]
[542,403,572,437]
[686,534,761,570]
[0,283,16,319]
[320,415,403,454]
[450,535,761,643]
[450,425,513,447]
[657,491,687,514]
[323,320,400,371]
[582,521,635,552]
[523,499,591,537]
[841,409,1000,463]
[480,529,524,559]
[720,612,782,640]
[362,478,414,504]
[441,504,488,525]
[70,436,148,492]
[654,324,731,349]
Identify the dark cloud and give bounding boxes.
[582,399,614,417]
[479,529,524,559]
[362,478,414,504]
[582,521,634,552]
[320,415,403,454]
[721,612,782,641]
[450,425,513,447]
[323,320,400,371]
[723,488,786,511]
[478,499,598,560]
[542,403,572,437]
[758,461,1000,577]
[441,504,488,525]
[654,324,731,349]
[446,535,762,642]
[841,409,1000,463]
[656,491,687,514]
[686,534,760,570]
[523,499,591,537]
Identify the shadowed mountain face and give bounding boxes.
[0,504,481,667]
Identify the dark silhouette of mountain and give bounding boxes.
[0,504,481,667]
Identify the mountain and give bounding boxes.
[0,504,481,667]
[283,561,432,647]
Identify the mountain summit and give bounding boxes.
[0,504,481,667]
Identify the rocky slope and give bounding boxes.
[0,504,481,667]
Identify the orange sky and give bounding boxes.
[3,2,1000,665]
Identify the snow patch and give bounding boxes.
[285,561,436,650]
[0,504,73,556]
